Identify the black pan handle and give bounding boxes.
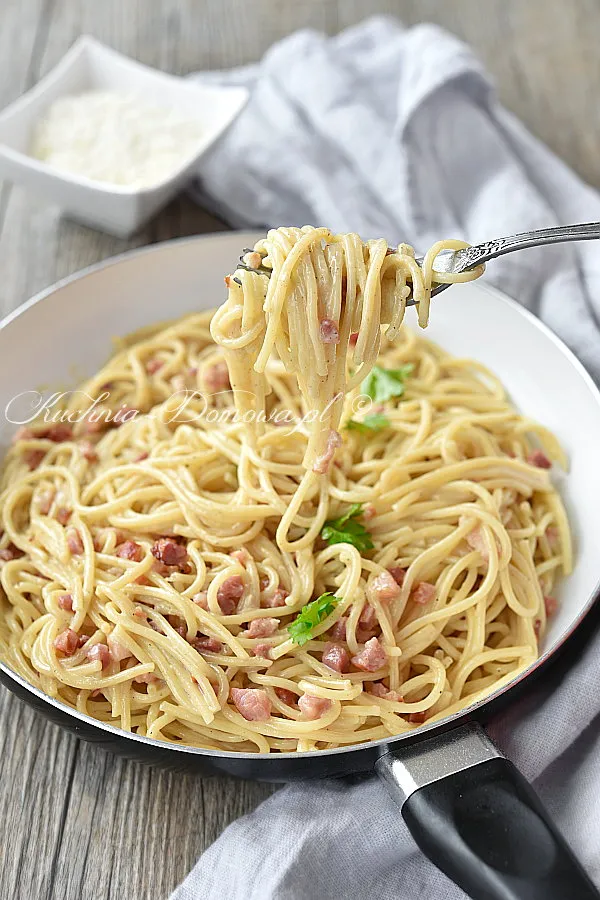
[375,722,599,900]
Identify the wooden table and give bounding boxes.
[0,2,598,897]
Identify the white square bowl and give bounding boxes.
[0,36,248,237]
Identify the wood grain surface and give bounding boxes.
[0,2,598,898]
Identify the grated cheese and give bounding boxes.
[31,90,206,189]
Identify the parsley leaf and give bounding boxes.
[321,503,374,553]
[346,412,390,434]
[361,364,413,403]
[287,593,340,646]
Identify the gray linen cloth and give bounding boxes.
[173,17,600,900]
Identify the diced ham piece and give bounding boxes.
[58,593,73,611]
[329,617,347,641]
[263,587,289,608]
[544,595,558,617]
[359,604,377,631]
[253,643,272,659]
[146,358,163,375]
[230,549,250,565]
[116,540,144,562]
[134,672,159,684]
[193,592,209,609]
[528,450,552,469]
[54,628,79,655]
[56,507,72,526]
[312,429,342,475]
[66,528,84,555]
[151,537,188,568]
[244,250,263,269]
[0,544,23,562]
[204,361,231,393]
[363,503,376,521]
[321,642,350,673]
[231,687,272,721]
[408,711,428,724]
[388,566,406,587]
[134,451,149,462]
[247,617,279,638]
[319,318,340,344]
[368,571,401,603]
[366,682,402,701]
[298,694,332,720]
[12,426,34,442]
[46,423,73,442]
[545,526,559,547]
[108,634,132,662]
[38,490,55,515]
[349,332,359,346]
[217,575,245,614]
[351,637,387,672]
[79,440,98,462]
[534,619,542,638]
[274,687,298,706]
[464,523,491,563]
[191,636,223,654]
[87,643,110,668]
[24,449,45,470]
[412,582,436,605]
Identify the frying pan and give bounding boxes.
[1,231,599,900]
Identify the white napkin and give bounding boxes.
[173,17,600,899]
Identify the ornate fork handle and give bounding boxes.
[454,222,600,273]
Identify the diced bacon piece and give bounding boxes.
[329,617,347,641]
[204,361,230,393]
[66,528,84,555]
[259,575,270,591]
[274,687,298,706]
[217,575,245,614]
[116,540,144,562]
[545,526,559,547]
[12,426,35,442]
[113,406,138,426]
[54,628,79,655]
[81,411,107,435]
[78,634,89,647]
[534,619,542,638]
[351,636,387,672]
[231,549,250,565]
[56,507,72,526]
[247,617,279,638]
[224,275,232,288]
[0,543,23,562]
[298,694,332,720]
[321,641,350,673]
[87,643,110,668]
[388,566,406,587]
[151,537,188,568]
[171,374,187,393]
[408,711,428,724]
[463,523,491,563]
[146,358,163,375]
[244,250,263,269]
[319,318,340,344]
[108,634,132,662]
[192,636,222,654]
[359,604,377,630]
[134,672,159,684]
[133,606,147,619]
[253,643,272,659]
[231,687,272,721]
[263,587,289,608]
[368,571,401,603]
[134,451,149,462]
[365,682,402,701]
[528,450,552,469]
[363,503,376,521]
[58,593,73,611]
[193,591,209,609]
[38,490,55,515]
[544,595,558,617]
[45,423,73,442]
[412,582,436,605]
[349,332,359,346]
[312,429,342,475]
[135,574,151,585]
[24,449,45,470]
[79,440,98,463]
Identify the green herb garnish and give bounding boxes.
[361,364,413,403]
[346,412,391,434]
[321,503,374,552]
[287,593,340,646]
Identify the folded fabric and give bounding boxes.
[174,16,600,899]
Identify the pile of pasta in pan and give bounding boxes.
[0,226,569,753]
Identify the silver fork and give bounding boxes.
[235,222,600,304]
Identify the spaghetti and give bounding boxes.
[0,227,570,753]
